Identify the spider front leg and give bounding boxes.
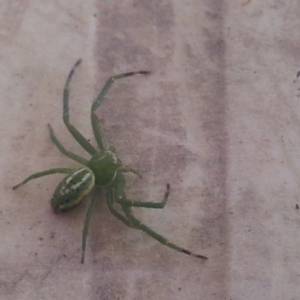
[90,68,150,150]
[63,59,98,155]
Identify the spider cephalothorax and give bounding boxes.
[13,59,207,263]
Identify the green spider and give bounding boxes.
[13,59,208,263]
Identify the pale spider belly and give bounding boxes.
[51,167,95,213]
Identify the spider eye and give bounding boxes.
[51,167,95,213]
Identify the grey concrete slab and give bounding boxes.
[1,1,300,299]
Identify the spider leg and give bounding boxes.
[90,70,150,151]
[81,194,99,264]
[111,173,207,259]
[63,59,98,155]
[113,172,169,208]
[48,124,88,165]
[106,188,132,227]
[91,112,106,151]
[121,205,208,260]
[119,166,142,178]
[81,188,135,264]
[116,184,170,208]
[12,168,74,190]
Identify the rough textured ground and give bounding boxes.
[1,1,300,299]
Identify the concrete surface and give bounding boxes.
[1,0,300,299]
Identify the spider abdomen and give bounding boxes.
[51,167,95,213]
